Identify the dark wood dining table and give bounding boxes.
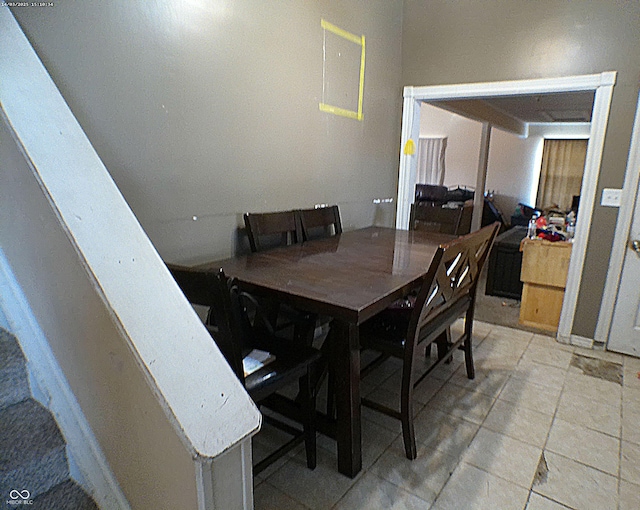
[199,226,454,477]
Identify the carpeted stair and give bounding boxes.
[0,327,98,509]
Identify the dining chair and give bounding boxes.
[243,210,316,342]
[167,264,322,475]
[359,222,500,459]
[410,202,473,235]
[244,210,301,253]
[298,205,342,242]
[296,205,341,367]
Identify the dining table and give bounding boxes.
[198,226,454,478]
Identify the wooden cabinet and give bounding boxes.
[519,239,572,332]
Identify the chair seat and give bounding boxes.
[360,309,409,351]
[362,294,473,353]
[274,304,319,344]
[244,335,323,402]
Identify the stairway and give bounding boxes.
[0,327,98,509]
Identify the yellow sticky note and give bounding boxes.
[404,139,416,155]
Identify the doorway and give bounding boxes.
[396,72,616,343]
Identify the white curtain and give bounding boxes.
[417,137,447,185]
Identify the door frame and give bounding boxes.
[596,91,640,346]
[395,72,617,344]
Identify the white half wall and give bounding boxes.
[1,9,260,509]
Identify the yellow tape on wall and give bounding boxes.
[320,19,365,121]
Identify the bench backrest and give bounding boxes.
[408,222,500,347]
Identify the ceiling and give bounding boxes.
[481,91,595,123]
[427,90,595,135]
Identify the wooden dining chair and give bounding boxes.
[244,210,301,253]
[167,264,322,475]
[298,205,342,242]
[243,210,317,341]
[296,205,341,350]
[410,202,473,236]
[359,222,500,459]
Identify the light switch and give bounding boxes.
[601,188,622,207]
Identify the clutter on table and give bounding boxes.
[525,209,576,242]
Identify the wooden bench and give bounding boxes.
[359,222,500,459]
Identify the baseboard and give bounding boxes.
[569,334,594,349]
[0,249,130,510]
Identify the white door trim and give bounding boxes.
[396,95,422,229]
[396,72,617,342]
[557,77,616,342]
[595,92,640,343]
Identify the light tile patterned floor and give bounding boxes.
[253,320,640,509]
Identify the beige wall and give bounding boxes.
[487,128,543,218]
[403,0,640,338]
[420,103,543,217]
[12,1,640,338]
[11,0,403,264]
[420,103,482,189]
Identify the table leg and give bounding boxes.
[330,319,361,478]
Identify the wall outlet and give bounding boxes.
[601,188,622,207]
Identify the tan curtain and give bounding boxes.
[536,139,588,210]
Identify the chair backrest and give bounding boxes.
[415,184,448,204]
[411,202,471,235]
[167,264,247,382]
[407,222,500,348]
[298,205,342,241]
[244,210,301,252]
[455,203,473,235]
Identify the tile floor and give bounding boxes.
[252,320,640,510]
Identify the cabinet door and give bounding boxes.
[520,241,572,288]
[519,283,565,332]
